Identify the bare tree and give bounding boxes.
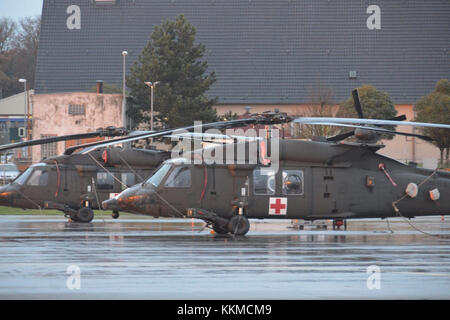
[13,16,41,89]
[0,15,40,98]
[294,81,340,139]
[0,18,17,53]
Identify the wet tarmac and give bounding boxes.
[0,215,449,299]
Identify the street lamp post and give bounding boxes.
[18,78,27,130]
[144,81,160,132]
[18,78,27,136]
[18,78,27,159]
[121,51,128,129]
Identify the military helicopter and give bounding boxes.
[97,90,450,235]
[0,127,171,222]
[0,118,264,222]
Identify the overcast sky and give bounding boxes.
[0,0,43,21]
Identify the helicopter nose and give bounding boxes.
[0,186,16,205]
[102,198,120,211]
[102,185,157,214]
[101,185,144,212]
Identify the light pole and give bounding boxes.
[18,78,27,137]
[121,51,128,129]
[18,78,27,159]
[144,81,160,131]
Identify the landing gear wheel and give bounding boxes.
[76,207,94,223]
[69,211,79,222]
[112,211,119,219]
[227,215,250,236]
[212,224,228,234]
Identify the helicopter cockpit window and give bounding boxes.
[145,163,171,187]
[253,168,275,195]
[97,172,114,190]
[27,169,49,186]
[282,170,304,195]
[14,167,33,185]
[165,166,191,188]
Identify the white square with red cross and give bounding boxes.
[269,197,287,215]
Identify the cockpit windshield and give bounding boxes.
[145,163,172,187]
[27,169,49,186]
[13,164,48,186]
[13,167,33,185]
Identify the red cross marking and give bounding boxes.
[270,198,286,214]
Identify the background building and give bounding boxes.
[31,91,122,163]
[32,0,450,166]
[0,90,33,144]
[0,90,33,168]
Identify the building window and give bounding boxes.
[41,135,57,159]
[68,104,86,115]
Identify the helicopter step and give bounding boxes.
[289,219,328,231]
[332,219,347,231]
[186,208,250,235]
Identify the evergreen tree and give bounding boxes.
[126,15,217,129]
[337,85,398,139]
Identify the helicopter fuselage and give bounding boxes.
[103,140,450,234]
[0,147,168,221]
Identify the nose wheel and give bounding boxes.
[112,211,119,219]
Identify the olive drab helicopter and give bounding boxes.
[96,90,450,236]
[0,120,263,222]
[0,127,171,222]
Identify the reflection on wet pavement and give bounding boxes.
[0,215,449,299]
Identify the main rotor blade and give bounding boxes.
[66,118,259,155]
[326,130,355,142]
[168,132,262,142]
[352,89,364,118]
[389,115,407,122]
[0,127,129,153]
[314,122,434,141]
[294,117,450,129]
[325,114,407,142]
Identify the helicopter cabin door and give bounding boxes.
[23,165,52,208]
[159,165,196,213]
[248,167,309,219]
[311,166,347,218]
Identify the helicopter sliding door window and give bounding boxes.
[121,173,135,189]
[253,168,275,195]
[282,170,304,195]
[164,166,191,188]
[27,169,49,186]
[97,172,114,190]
